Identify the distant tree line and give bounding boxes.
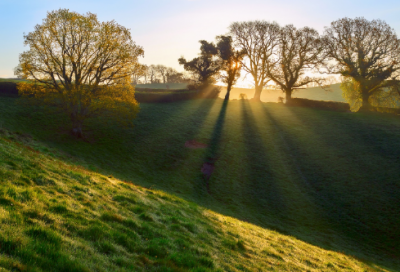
[132,64,194,85]
[179,17,400,109]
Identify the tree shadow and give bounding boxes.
[262,104,400,269]
[191,99,229,196]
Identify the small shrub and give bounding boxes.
[239,93,248,100]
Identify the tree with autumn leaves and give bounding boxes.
[16,9,143,137]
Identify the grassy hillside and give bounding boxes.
[0,97,400,270]
[0,128,390,271]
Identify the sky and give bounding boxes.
[1,0,400,82]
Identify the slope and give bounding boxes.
[0,129,382,271]
[0,96,399,271]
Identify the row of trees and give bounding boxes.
[14,9,400,137]
[132,64,193,84]
[179,18,400,109]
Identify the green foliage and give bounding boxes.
[178,40,221,87]
[215,36,245,92]
[16,9,143,137]
[341,77,400,111]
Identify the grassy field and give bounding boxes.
[218,84,344,102]
[0,126,384,272]
[133,82,344,103]
[0,78,26,83]
[0,96,400,271]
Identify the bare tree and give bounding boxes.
[132,63,147,84]
[266,25,324,102]
[165,67,185,83]
[155,65,168,84]
[229,21,280,101]
[147,65,158,84]
[322,17,400,110]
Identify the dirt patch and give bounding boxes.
[185,140,208,149]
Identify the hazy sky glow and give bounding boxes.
[1,0,400,82]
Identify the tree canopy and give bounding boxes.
[216,35,246,100]
[16,9,144,137]
[322,17,400,110]
[229,21,280,101]
[266,25,324,101]
[178,40,221,88]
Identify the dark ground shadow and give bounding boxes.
[261,104,400,270]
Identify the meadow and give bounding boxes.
[0,95,399,271]
[135,83,345,103]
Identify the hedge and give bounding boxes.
[0,82,18,97]
[286,98,350,112]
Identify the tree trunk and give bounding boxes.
[359,91,371,112]
[285,89,292,103]
[253,85,263,101]
[225,82,232,101]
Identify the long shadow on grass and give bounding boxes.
[237,101,292,225]
[129,99,218,184]
[263,104,400,269]
[195,99,229,195]
[291,108,400,257]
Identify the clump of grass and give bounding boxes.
[100,212,123,223]
[112,194,136,204]
[49,204,68,214]
[138,213,153,222]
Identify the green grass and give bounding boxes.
[0,78,27,83]
[218,83,344,102]
[0,96,400,271]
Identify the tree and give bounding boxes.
[216,35,246,100]
[266,25,324,102]
[322,17,400,111]
[165,67,185,83]
[147,65,158,84]
[155,65,168,84]
[132,63,147,84]
[178,40,221,88]
[15,9,143,138]
[229,21,280,101]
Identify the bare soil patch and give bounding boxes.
[185,140,208,149]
